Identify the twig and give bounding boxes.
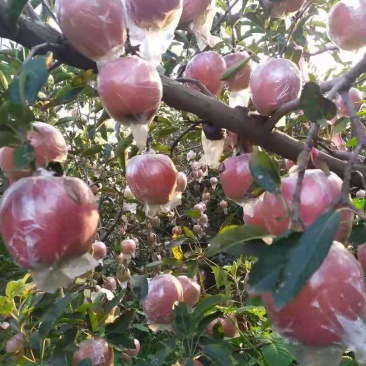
[176,78,213,96]
[23,42,58,66]
[99,206,124,242]
[303,46,339,57]
[212,0,241,32]
[170,121,202,158]
[291,123,320,229]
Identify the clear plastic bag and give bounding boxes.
[263,0,307,19]
[56,0,127,64]
[201,130,225,169]
[249,58,301,116]
[97,56,163,150]
[0,174,100,293]
[334,87,364,117]
[123,0,183,66]
[179,0,221,50]
[327,0,366,52]
[259,241,366,366]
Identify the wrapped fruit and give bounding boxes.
[142,274,184,330]
[56,0,127,63]
[184,51,227,96]
[126,153,178,216]
[0,175,100,292]
[179,0,221,50]
[261,241,366,365]
[249,58,301,117]
[263,0,307,19]
[97,56,163,150]
[245,169,354,243]
[206,315,238,338]
[220,154,253,204]
[334,88,363,117]
[201,130,225,169]
[0,122,68,181]
[177,275,201,307]
[327,0,366,52]
[125,0,183,65]
[73,338,114,366]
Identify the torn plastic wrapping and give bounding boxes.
[250,170,354,243]
[180,0,221,50]
[219,154,253,204]
[201,130,224,169]
[259,241,366,366]
[56,0,127,64]
[249,58,301,116]
[184,51,226,95]
[334,87,364,117]
[327,0,366,52]
[228,90,250,108]
[142,274,184,330]
[126,153,178,217]
[0,122,68,180]
[124,0,183,66]
[0,175,99,293]
[263,0,307,19]
[242,194,266,228]
[97,56,163,150]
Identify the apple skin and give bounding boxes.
[224,52,252,91]
[72,338,114,366]
[179,0,211,25]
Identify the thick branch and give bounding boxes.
[1,3,366,189]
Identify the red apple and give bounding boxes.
[92,241,107,260]
[121,239,137,257]
[0,175,99,270]
[0,122,68,181]
[220,154,252,202]
[193,361,204,366]
[327,1,366,52]
[125,339,141,357]
[142,274,184,325]
[176,172,188,192]
[335,88,363,117]
[126,0,182,31]
[224,52,252,91]
[249,58,301,116]
[357,243,366,274]
[206,315,238,338]
[177,275,201,307]
[6,333,25,361]
[102,277,117,292]
[184,51,227,96]
[219,200,228,209]
[179,0,211,25]
[262,241,366,346]
[56,0,127,62]
[72,338,114,366]
[120,353,132,364]
[126,154,177,205]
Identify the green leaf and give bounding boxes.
[9,57,49,106]
[202,344,237,366]
[5,277,33,298]
[81,145,104,157]
[184,209,202,219]
[77,360,93,366]
[349,222,366,248]
[0,295,15,314]
[0,102,34,129]
[300,82,337,124]
[249,149,281,194]
[272,210,341,308]
[115,134,133,170]
[105,309,135,335]
[6,0,28,27]
[130,274,149,302]
[221,57,251,81]
[192,295,228,323]
[105,331,135,349]
[13,144,35,170]
[174,303,195,340]
[206,225,269,258]
[262,341,294,366]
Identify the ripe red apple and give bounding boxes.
[193,361,204,366]
[125,339,141,357]
[260,169,353,243]
[263,0,307,18]
[92,241,107,260]
[0,175,99,270]
[177,275,201,307]
[202,192,210,202]
[0,122,68,181]
[72,338,114,366]
[102,276,117,292]
[121,239,137,257]
[179,0,211,25]
[176,172,188,192]
[142,274,184,325]
[126,154,177,205]
[219,200,228,209]
[97,56,163,149]
[335,88,363,117]
[6,333,25,362]
[243,195,267,229]
[262,241,366,346]
[327,1,366,52]
[172,226,183,236]
[249,58,301,116]
[56,0,127,62]
[184,51,227,95]
[220,154,252,203]
[206,315,238,338]
[126,0,182,31]
[224,52,252,92]
[193,224,204,234]
[285,159,295,171]
[120,353,132,364]
[357,244,366,274]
